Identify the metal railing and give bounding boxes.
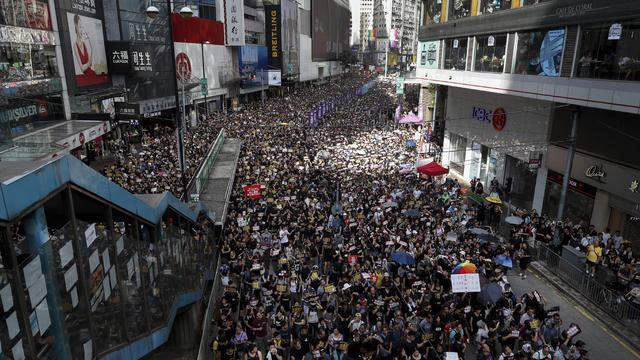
[184,129,226,203]
[532,243,640,335]
[197,251,222,360]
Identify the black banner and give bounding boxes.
[265,4,281,70]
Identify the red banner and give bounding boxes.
[172,13,224,45]
[243,184,262,200]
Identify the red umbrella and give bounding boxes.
[416,161,449,177]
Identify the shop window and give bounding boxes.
[478,0,511,15]
[0,0,51,30]
[422,0,442,24]
[474,34,507,72]
[515,28,565,76]
[504,155,536,210]
[0,44,58,82]
[576,20,640,81]
[444,38,467,70]
[448,132,467,174]
[449,0,471,20]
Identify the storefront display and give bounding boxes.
[515,28,564,76]
[543,169,596,223]
[475,34,507,72]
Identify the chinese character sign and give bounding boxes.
[224,0,245,46]
[450,274,481,293]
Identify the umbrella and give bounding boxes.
[446,232,458,242]
[391,252,416,265]
[495,255,513,268]
[479,283,503,305]
[398,113,421,124]
[505,216,524,225]
[485,196,502,204]
[466,192,484,204]
[382,201,398,208]
[399,168,413,175]
[477,233,501,244]
[403,209,421,218]
[417,161,449,177]
[452,262,477,274]
[469,227,489,235]
[405,139,417,148]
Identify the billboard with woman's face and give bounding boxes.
[56,0,110,92]
[67,12,109,87]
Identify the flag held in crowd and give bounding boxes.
[242,184,262,200]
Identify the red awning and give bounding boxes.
[416,161,449,177]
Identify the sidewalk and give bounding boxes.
[527,260,640,357]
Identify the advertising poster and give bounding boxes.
[0,0,51,30]
[238,45,267,88]
[281,0,299,77]
[57,0,110,91]
[67,13,108,87]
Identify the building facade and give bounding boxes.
[418,0,640,248]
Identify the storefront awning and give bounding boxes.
[0,120,112,161]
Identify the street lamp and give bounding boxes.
[145,1,193,198]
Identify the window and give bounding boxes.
[478,0,511,15]
[422,0,442,24]
[444,38,467,70]
[449,0,471,20]
[515,29,564,76]
[0,44,58,82]
[474,34,507,72]
[576,20,640,81]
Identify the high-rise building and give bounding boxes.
[360,0,421,68]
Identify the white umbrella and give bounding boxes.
[505,216,524,225]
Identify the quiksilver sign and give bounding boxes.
[0,104,47,123]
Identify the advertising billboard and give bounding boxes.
[238,45,267,88]
[265,4,281,70]
[281,0,299,77]
[312,0,350,61]
[418,41,440,70]
[0,0,52,30]
[55,0,110,91]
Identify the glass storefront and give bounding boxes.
[542,170,596,224]
[444,38,467,70]
[0,44,58,82]
[474,34,507,72]
[449,0,471,20]
[515,28,565,76]
[504,155,537,210]
[576,19,640,81]
[448,132,467,174]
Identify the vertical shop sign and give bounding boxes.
[224,0,245,46]
[265,4,281,70]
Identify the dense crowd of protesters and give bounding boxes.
[101,118,221,197]
[205,74,595,360]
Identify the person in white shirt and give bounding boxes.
[602,228,611,247]
[279,227,290,246]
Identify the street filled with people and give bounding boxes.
[205,74,598,360]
